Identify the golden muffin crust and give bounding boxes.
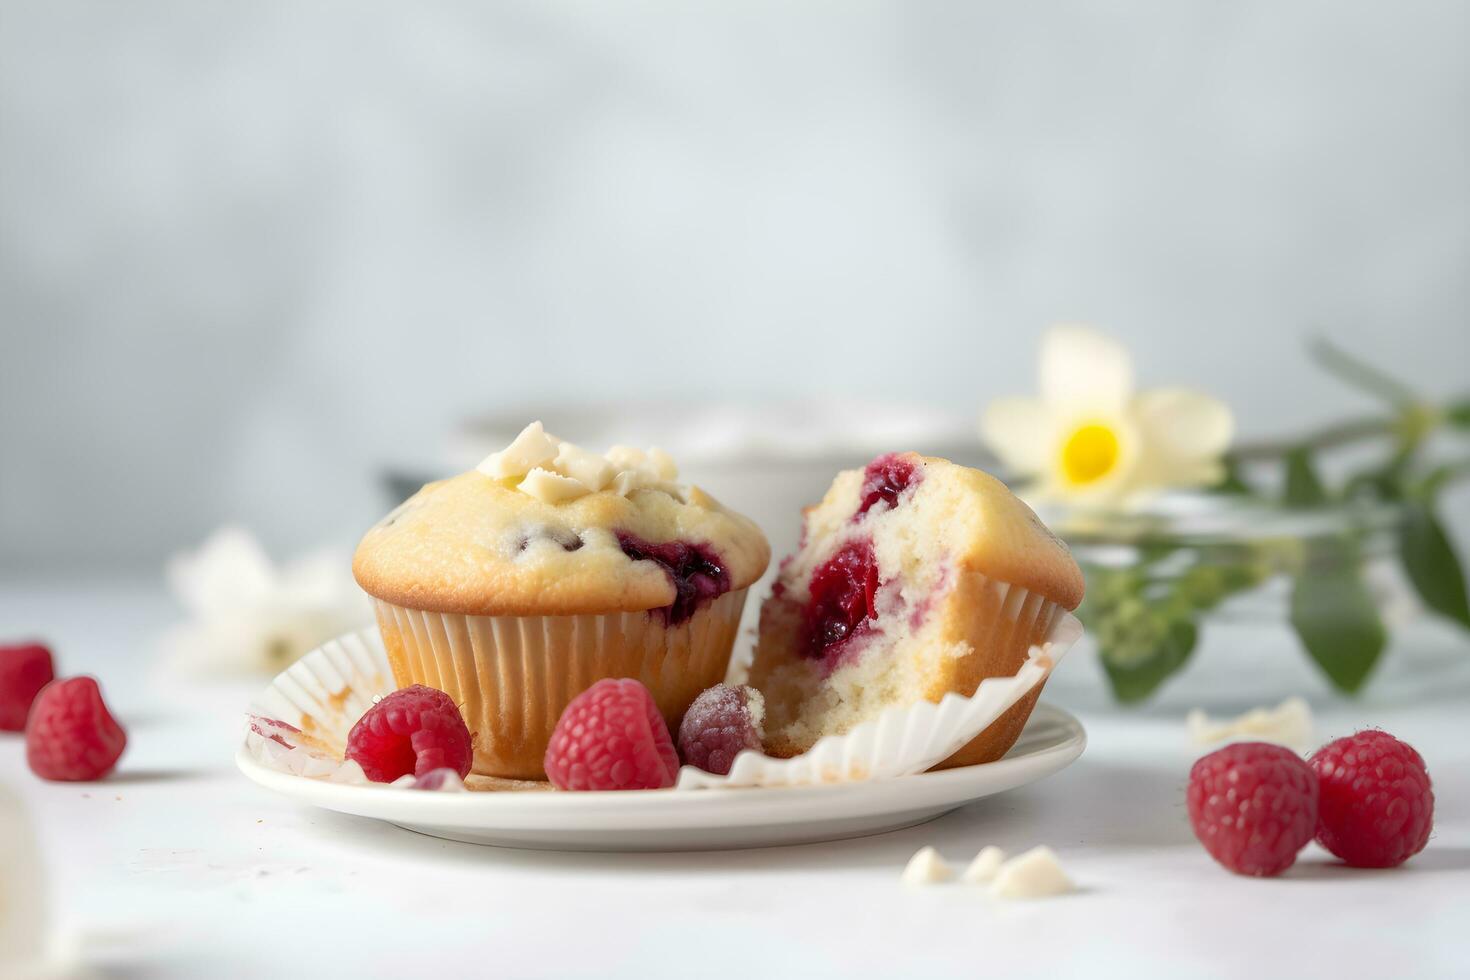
[353,471,770,617]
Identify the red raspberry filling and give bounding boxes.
[801,539,881,664]
[26,676,128,782]
[0,642,56,732]
[345,685,474,783]
[854,453,919,519]
[249,715,301,749]
[1187,741,1318,877]
[544,678,679,791]
[1310,729,1434,868]
[617,534,729,625]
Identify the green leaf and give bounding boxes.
[1444,398,1470,430]
[1097,616,1198,704]
[1399,501,1470,630]
[1210,455,1254,496]
[1283,448,1328,507]
[1413,460,1470,500]
[1289,561,1386,693]
[1343,467,1403,502]
[1176,562,1263,610]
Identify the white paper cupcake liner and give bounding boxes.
[370,589,748,778]
[678,608,1083,789]
[243,611,1082,792]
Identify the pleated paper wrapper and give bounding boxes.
[243,613,1082,792]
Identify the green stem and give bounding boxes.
[1309,337,1419,407]
[1229,416,1396,461]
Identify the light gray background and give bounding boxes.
[2,1,1467,571]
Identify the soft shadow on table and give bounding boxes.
[107,767,216,785]
[1289,845,1470,879]
[302,807,938,873]
[1012,757,1197,848]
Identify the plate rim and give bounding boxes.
[236,701,1086,812]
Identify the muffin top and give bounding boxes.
[788,451,1085,611]
[353,422,771,619]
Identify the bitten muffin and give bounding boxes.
[353,422,770,779]
[747,452,1082,768]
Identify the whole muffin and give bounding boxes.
[747,451,1082,768]
[353,422,770,779]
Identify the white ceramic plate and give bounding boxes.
[237,702,1084,851]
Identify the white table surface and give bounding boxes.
[2,576,1466,979]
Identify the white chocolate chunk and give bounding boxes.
[604,445,648,472]
[518,467,591,504]
[554,442,616,492]
[645,446,679,481]
[960,845,1006,884]
[684,485,720,510]
[478,421,559,480]
[476,423,712,509]
[641,480,687,503]
[1187,696,1314,751]
[989,846,1074,899]
[901,846,953,885]
[609,470,645,497]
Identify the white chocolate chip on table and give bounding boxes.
[961,846,1006,884]
[901,844,1076,899]
[989,846,1075,899]
[901,846,954,885]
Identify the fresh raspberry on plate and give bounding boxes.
[345,685,474,783]
[544,678,679,791]
[0,642,55,731]
[677,683,764,775]
[1187,741,1317,877]
[25,676,127,781]
[1309,729,1433,868]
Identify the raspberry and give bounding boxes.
[676,684,764,775]
[544,678,679,790]
[345,685,474,783]
[0,642,55,731]
[1309,730,1434,868]
[854,452,920,518]
[25,677,127,781]
[1187,742,1317,877]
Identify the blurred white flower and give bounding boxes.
[981,324,1233,506]
[162,527,369,676]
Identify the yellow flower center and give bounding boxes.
[1060,423,1121,485]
